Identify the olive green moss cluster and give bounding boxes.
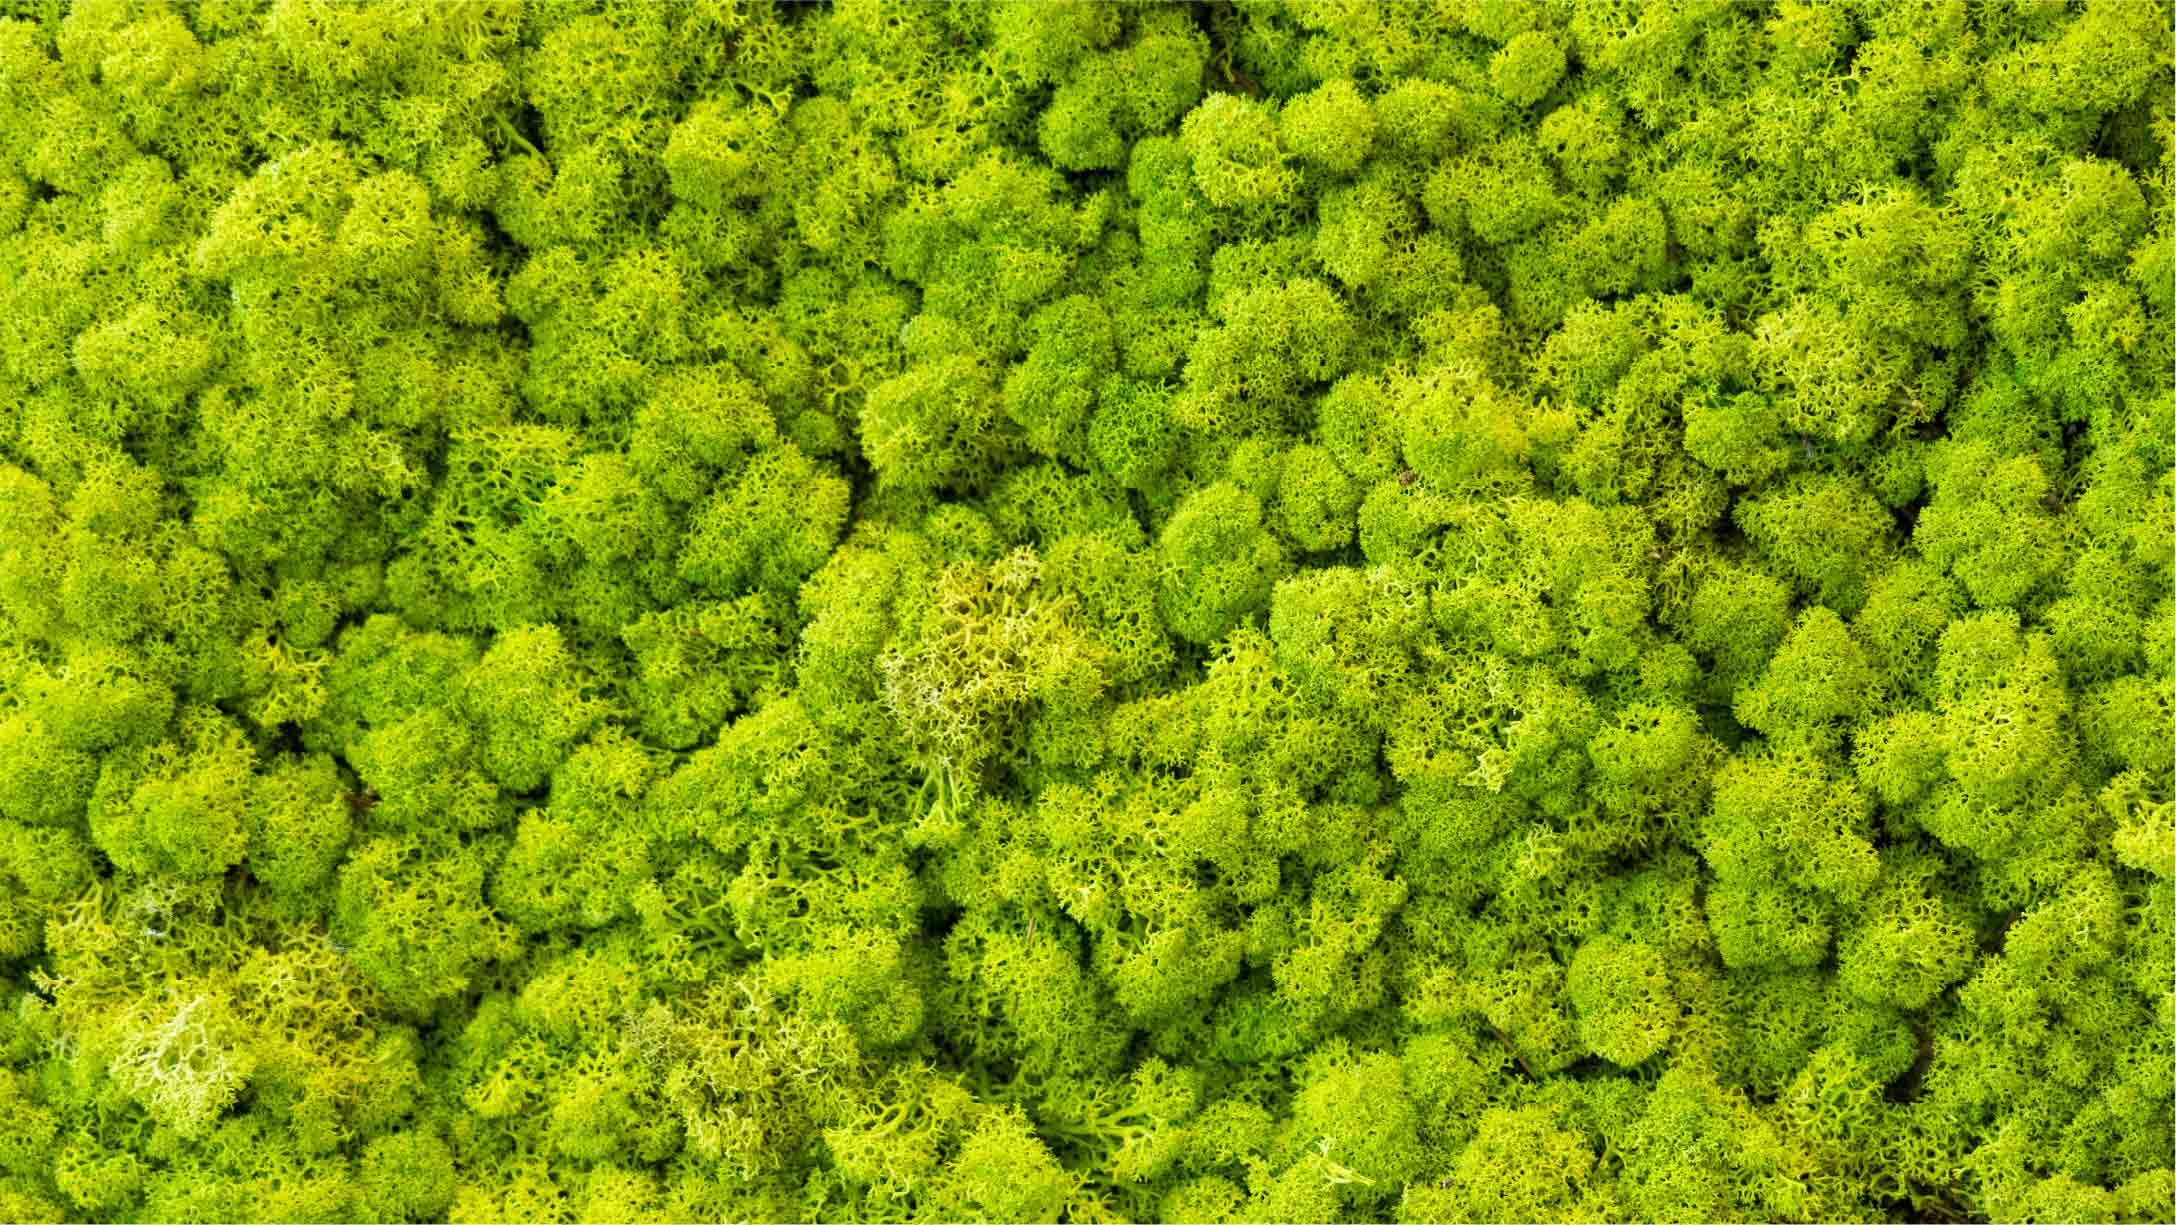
[0,1,2170,1221]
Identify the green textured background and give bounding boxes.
[0,1,2170,1221]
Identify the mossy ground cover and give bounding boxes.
[0,2,2170,1221]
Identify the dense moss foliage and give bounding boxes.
[0,1,2171,1222]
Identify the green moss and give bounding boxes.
[0,3,2166,1220]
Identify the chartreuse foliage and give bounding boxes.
[0,1,2169,1223]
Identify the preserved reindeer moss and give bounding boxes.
[0,1,2170,1221]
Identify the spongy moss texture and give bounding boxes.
[0,2,2171,1223]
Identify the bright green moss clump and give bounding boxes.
[0,2,2170,1222]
